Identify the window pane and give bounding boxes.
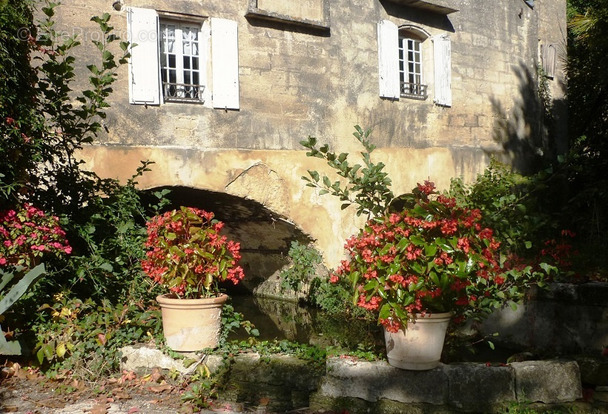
[160,20,204,101]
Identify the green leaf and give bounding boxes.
[0,264,46,315]
[36,348,45,365]
[99,262,113,272]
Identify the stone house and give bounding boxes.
[52,0,567,287]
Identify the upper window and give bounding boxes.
[399,34,427,100]
[127,7,240,109]
[377,20,452,107]
[160,21,204,102]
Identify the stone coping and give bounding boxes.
[120,346,588,413]
[316,357,582,412]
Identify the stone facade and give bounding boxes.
[48,0,566,278]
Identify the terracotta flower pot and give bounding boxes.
[156,293,228,352]
[384,312,451,370]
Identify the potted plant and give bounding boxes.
[142,206,245,352]
[331,181,543,369]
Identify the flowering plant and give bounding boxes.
[332,181,543,333]
[141,206,245,299]
[0,204,72,270]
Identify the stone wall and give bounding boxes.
[120,348,590,413]
[481,282,608,355]
[47,0,566,269]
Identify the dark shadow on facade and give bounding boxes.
[491,63,567,173]
[143,186,312,294]
[379,0,456,33]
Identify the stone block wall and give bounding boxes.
[481,282,608,355]
[46,0,566,269]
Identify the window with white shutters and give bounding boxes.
[377,20,451,106]
[160,22,204,102]
[127,7,240,109]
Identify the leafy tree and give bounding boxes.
[0,1,169,373]
[563,0,608,268]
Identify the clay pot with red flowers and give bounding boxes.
[142,206,244,352]
[331,181,545,369]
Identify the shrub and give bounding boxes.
[142,206,245,298]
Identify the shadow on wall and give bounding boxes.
[379,0,456,33]
[143,186,313,294]
[491,63,567,173]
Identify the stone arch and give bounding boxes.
[145,185,312,293]
[398,24,432,40]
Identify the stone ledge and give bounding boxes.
[120,348,585,413]
[313,357,583,413]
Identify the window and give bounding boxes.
[378,20,452,107]
[127,7,240,109]
[399,35,427,99]
[160,22,203,102]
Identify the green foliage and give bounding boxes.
[279,241,323,293]
[335,180,550,331]
[0,264,45,315]
[502,401,576,414]
[32,292,161,378]
[301,125,394,219]
[219,302,259,347]
[0,1,172,381]
[142,206,245,298]
[448,159,548,257]
[60,163,168,302]
[309,274,373,319]
[565,0,608,271]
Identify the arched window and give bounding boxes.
[377,20,451,106]
[399,31,427,99]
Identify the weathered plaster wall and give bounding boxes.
[49,0,566,269]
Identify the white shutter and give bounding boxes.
[433,34,452,107]
[211,18,240,110]
[127,7,161,105]
[377,20,400,99]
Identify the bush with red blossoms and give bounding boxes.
[0,204,72,270]
[141,206,245,299]
[332,181,545,333]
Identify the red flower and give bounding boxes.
[141,207,244,298]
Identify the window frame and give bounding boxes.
[159,19,206,103]
[398,33,428,100]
